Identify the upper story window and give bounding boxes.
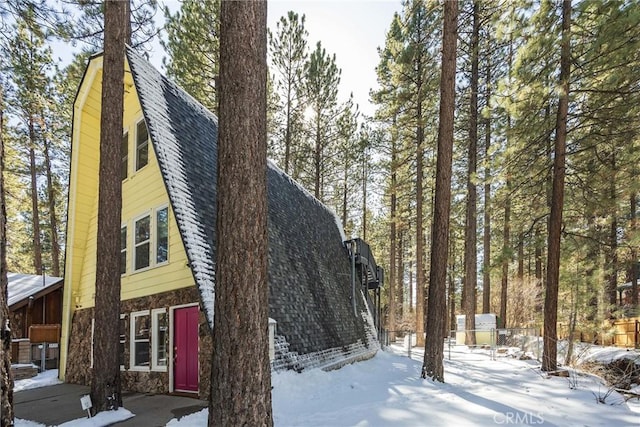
[121,132,129,180]
[120,226,127,275]
[136,120,149,171]
[129,205,169,273]
[134,215,151,271]
[156,207,168,264]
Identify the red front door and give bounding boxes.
[174,306,199,392]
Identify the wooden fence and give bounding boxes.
[558,317,640,348]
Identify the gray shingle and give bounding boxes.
[126,47,372,358]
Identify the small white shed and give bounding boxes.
[455,313,497,345]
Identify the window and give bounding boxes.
[130,311,150,369]
[156,207,168,264]
[134,215,151,271]
[127,206,169,273]
[119,314,127,369]
[151,309,168,371]
[136,120,149,171]
[120,226,127,275]
[121,132,129,180]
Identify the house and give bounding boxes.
[9,272,63,367]
[59,46,382,398]
[9,272,63,339]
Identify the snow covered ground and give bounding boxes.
[15,343,640,426]
[13,368,61,392]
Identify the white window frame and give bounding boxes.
[130,206,170,273]
[122,131,129,181]
[133,212,152,272]
[135,118,149,171]
[121,225,127,275]
[130,310,150,371]
[151,308,169,372]
[155,205,169,266]
[119,314,127,371]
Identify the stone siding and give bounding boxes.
[65,286,213,397]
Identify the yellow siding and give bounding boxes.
[61,58,195,378]
[71,67,194,310]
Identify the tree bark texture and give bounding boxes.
[464,0,479,346]
[388,130,397,340]
[542,0,571,373]
[500,181,510,328]
[482,62,491,315]
[605,158,618,317]
[630,193,638,308]
[415,109,425,347]
[28,122,42,275]
[44,140,60,277]
[90,0,127,413]
[422,0,458,383]
[210,1,273,426]
[1,86,15,427]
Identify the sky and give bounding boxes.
[157,0,403,118]
[14,342,640,426]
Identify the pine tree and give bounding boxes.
[304,41,341,202]
[210,1,272,425]
[90,0,129,413]
[162,0,219,112]
[542,0,571,373]
[463,0,480,345]
[1,72,14,427]
[268,11,308,176]
[422,0,458,383]
[4,7,54,275]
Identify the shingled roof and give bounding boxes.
[126,48,370,356]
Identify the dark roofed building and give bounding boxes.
[8,272,63,339]
[60,47,381,398]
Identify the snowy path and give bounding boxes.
[16,345,640,426]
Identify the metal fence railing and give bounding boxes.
[448,328,542,361]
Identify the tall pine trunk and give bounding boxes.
[284,84,292,174]
[542,0,571,373]
[314,114,321,200]
[90,0,128,413]
[482,62,492,314]
[28,118,42,275]
[388,128,398,340]
[1,84,15,427]
[464,0,479,345]
[605,154,618,318]
[415,106,425,346]
[500,36,513,329]
[43,140,60,277]
[362,151,368,242]
[422,0,458,383]
[210,1,273,425]
[630,193,638,309]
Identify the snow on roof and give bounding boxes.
[8,273,63,307]
[126,47,351,331]
[126,46,217,328]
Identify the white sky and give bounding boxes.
[267,1,402,117]
[157,0,403,118]
[16,344,640,426]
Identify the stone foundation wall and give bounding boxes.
[10,310,25,339]
[65,286,213,397]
